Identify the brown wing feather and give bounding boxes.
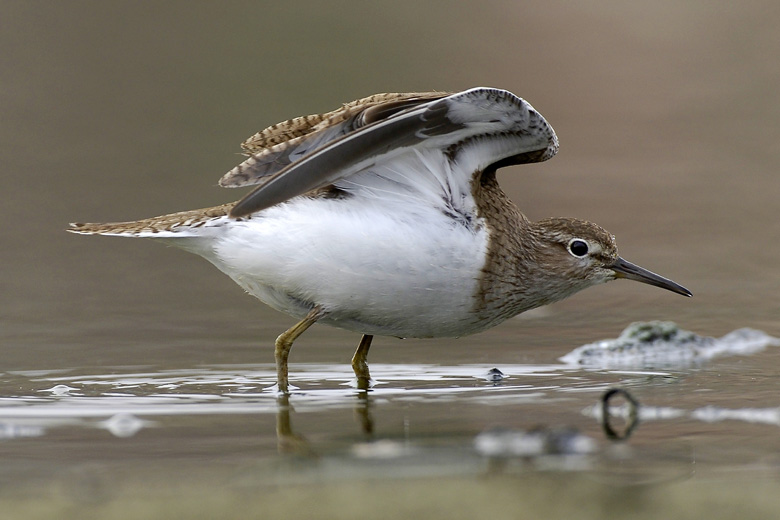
[240,92,446,153]
[228,88,559,218]
[220,91,448,188]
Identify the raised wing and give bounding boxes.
[228,88,558,218]
[220,92,447,188]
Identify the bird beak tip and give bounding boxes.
[611,257,692,298]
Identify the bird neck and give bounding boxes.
[471,170,541,327]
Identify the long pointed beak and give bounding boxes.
[610,257,692,297]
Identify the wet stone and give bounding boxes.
[560,321,780,368]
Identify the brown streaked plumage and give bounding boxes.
[222,91,449,189]
[238,92,447,154]
[69,87,691,393]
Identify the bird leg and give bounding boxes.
[275,307,323,393]
[351,334,373,390]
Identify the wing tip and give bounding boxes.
[219,155,259,188]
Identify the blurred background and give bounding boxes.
[2,0,780,516]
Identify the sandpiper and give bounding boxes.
[69,87,691,392]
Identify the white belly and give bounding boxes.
[196,197,490,338]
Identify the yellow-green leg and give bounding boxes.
[275,307,323,393]
[351,334,373,390]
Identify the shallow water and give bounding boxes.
[1,351,780,518]
[4,1,780,517]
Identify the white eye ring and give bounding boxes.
[568,239,589,257]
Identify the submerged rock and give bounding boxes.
[560,321,780,368]
[474,426,596,457]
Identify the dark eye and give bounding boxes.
[568,239,589,257]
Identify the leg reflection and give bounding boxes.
[275,394,313,455]
[274,387,376,455]
[354,388,374,436]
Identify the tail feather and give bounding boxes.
[67,202,235,238]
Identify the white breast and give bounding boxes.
[203,193,489,338]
